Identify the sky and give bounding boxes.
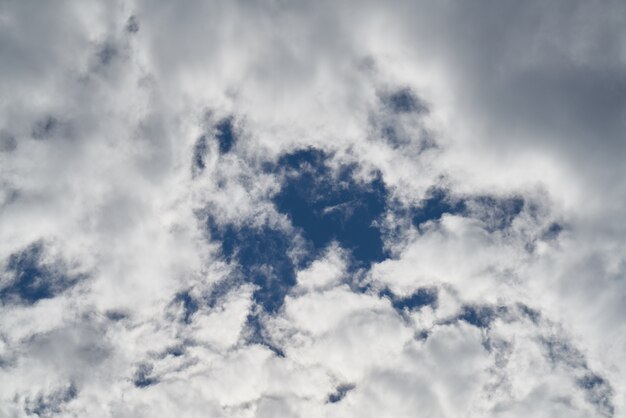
[1,1,625,417]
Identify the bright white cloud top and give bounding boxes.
[1,1,625,417]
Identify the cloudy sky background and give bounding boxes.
[1,1,625,417]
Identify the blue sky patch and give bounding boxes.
[24,384,77,417]
[244,313,286,357]
[215,117,236,154]
[578,373,615,417]
[517,303,541,323]
[540,336,615,416]
[205,148,392,347]
[1,242,84,305]
[207,217,300,314]
[327,383,355,403]
[192,116,236,176]
[133,362,158,388]
[383,88,428,114]
[206,148,391,315]
[542,222,564,240]
[380,123,436,151]
[467,196,524,232]
[457,305,507,329]
[105,310,128,321]
[272,148,389,268]
[191,135,208,177]
[411,189,465,229]
[165,345,186,358]
[411,190,525,232]
[541,336,587,369]
[542,337,615,416]
[380,287,438,314]
[204,278,238,309]
[172,290,199,324]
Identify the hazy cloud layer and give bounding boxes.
[1,1,625,417]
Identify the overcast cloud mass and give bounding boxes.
[1,1,626,417]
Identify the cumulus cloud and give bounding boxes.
[1,0,625,416]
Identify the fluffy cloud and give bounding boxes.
[1,0,624,416]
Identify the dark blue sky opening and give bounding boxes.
[381,124,404,148]
[457,305,507,329]
[578,373,615,416]
[25,384,77,417]
[133,363,158,388]
[411,189,525,232]
[105,310,128,321]
[380,121,436,151]
[191,116,236,176]
[542,336,586,369]
[271,148,389,270]
[172,290,199,324]
[542,222,564,240]
[204,277,239,309]
[411,189,465,229]
[204,148,393,350]
[207,216,302,315]
[383,88,428,114]
[165,345,185,358]
[578,374,607,390]
[380,287,438,314]
[215,117,236,154]
[469,196,524,232]
[0,242,83,305]
[245,312,286,357]
[540,337,614,415]
[517,303,541,323]
[327,383,355,403]
[192,135,208,176]
[203,150,527,332]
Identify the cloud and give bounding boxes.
[0,0,624,416]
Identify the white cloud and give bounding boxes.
[0,0,624,416]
